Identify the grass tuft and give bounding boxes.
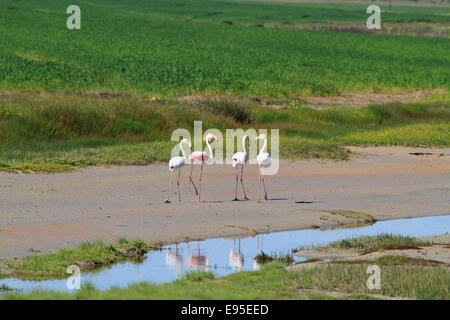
[187,96,253,124]
[2,239,151,279]
[255,251,294,265]
[327,234,428,254]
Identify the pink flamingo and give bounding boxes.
[232,135,250,201]
[256,134,271,203]
[188,133,218,202]
[165,138,191,203]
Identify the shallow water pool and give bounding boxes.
[1,214,449,293]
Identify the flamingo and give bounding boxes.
[232,135,250,201]
[255,134,271,203]
[189,133,218,202]
[165,138,191,203]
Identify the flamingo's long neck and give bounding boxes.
[206,138,214,161]
[243,136,248,154]
[260,136,268,155]
[180,140,187,159]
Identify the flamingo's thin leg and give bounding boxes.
[233,166,239,201]
[198,163,203,202]
[188,163,198,196]
[258,166,262,203]
[240,166,249,200]
[262,175,268,200]
[165,171,173,203]
[177,170,181,203]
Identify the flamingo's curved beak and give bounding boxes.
[211,135,218,141]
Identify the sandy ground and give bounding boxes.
[0,146,449,258]
[181,90,447,111]
[303,91,443,109]
[3,89,446,109]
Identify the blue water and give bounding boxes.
[0,215,448,293]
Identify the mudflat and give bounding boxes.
[0,147,449,258]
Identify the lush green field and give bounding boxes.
[0,94,448,172]
[0,0,449,96]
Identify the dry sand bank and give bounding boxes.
[0,146,449,258]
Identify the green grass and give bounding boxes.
[0,94,448,172]
[186,96,252,123]
[302,262,448,299]
[0,238,151,278]
[0,0,449,96]
[98,0,450,24]
[327,234,429,254]
[183,270,216,282]
[3,262,448,300]
[373,255,447,266]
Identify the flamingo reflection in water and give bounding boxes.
[165,245,183,279]
[187,241,210,271]
[253,234,263,271]
[229,238,244,272]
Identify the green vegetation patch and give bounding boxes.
[255,251,294,265]
[2,238,151,279]
[183,270,215,282]
[1,94,448,172]
[300,262,448,300]
[327,234,429,254]
[374,255,447,266]
[185,96,252,124]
